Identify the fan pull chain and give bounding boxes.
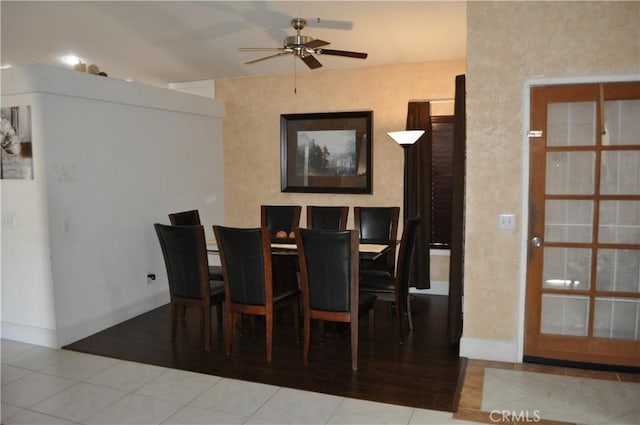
[293,56,297,94]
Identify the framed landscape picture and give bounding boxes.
[280,111,372,194]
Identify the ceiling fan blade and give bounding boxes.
[245,52,291,65]
[304,39,330,49]
[301,55,323,69]
[316,49,368,59]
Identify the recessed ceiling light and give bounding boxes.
[61,55,83,66]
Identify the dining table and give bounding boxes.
[206,239,393,260]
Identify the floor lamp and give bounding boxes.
[387,130,425,218]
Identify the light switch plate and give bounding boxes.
[498,213,516,230]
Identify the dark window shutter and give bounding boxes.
[430,116,454,248]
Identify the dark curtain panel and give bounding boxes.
[448,74,466,344]
[405,101,432,289]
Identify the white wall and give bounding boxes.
[1,64,225,347]
[169,80,216,98]
[1,94,58,346]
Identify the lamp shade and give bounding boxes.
[387,130,425,145]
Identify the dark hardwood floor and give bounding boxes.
[64,294,465,412]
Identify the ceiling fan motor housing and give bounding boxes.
[285,35,314,48]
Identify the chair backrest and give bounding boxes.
[354,206,400,274]
[261,205,302,236]
[306,206,349,231]
[213,225,271,306]
[154,223,209,300]
[354,207,400,242]
[296,229,358,313]
[169,210,201,226]
[395,217,421,297]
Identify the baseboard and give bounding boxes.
[1,321,59,348]
[410,280,449,296]
[459,336,520,363]
[57,290,169,348]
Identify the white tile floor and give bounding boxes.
[4,339,639,425]
[1,340,476,425]
[481,367,640,425]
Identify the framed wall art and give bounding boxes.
[280,111,372,194]
[1,105,33,180]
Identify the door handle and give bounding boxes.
[531,236,542,247]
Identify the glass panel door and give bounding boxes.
[525,82,640,368]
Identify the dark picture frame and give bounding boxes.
[280,111,372,194]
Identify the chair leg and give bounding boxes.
[225,309,233,355]
[407,294,414,331]
[351,318,358,371]
[303,316,311,364]
[395,294,404,344]
[266,311,273,362]
[204,307,211,352]
[293,301,300,343]
[171,303,178,344]
[181,305,187,318]
[368,308,375,348]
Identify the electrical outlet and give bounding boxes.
[498,213,516,230]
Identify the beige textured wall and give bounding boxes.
[465,1,640,345]
[216,60,465,229]
[431,254,450,283]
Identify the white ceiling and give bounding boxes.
[0,1,467,88]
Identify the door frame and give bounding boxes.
[517,74,640,362]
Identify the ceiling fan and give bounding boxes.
[239,18,368,70]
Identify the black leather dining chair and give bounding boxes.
[154,223,225,351]
[354,206,400,277]
[306,206,349,230]
[169,210,223,281]
[168,209,201,226]
[261,205,302,300]
[296,228,376,370]
[213,225,300,362]
[359,217,420,343]
[261,205,302,238]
